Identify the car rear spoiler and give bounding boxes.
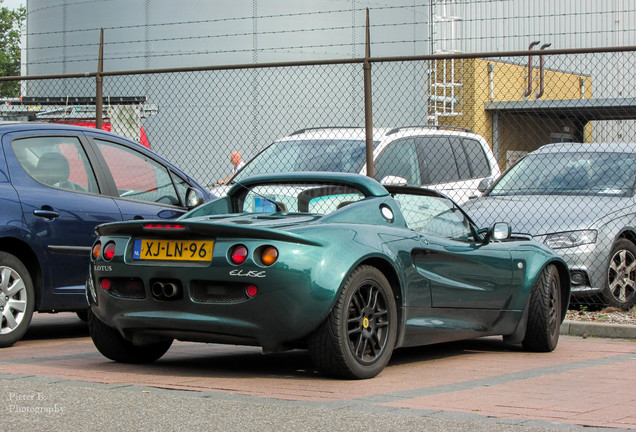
[96,219,323,247]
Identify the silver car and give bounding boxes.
[463,142,636,310]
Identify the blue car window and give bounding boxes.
[12,136,99,193]
[171,172,191,205]
[94,139,181,206]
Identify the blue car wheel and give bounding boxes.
[0,252,35,348]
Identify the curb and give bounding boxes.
[560,320,636,339]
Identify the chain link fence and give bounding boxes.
[2,46,636,310]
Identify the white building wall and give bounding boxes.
[25,0,432,74]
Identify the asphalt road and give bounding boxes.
[1,313,635,432]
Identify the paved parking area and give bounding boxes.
[1,313,636,430]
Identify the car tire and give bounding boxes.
[602,239,636,310]
[88,310,172,363]
[76,309,89,322]
[308,265,397,379]
[522,264,561,352]
[0,252,35,348]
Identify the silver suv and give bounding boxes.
[222,126,500,203]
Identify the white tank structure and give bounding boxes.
[22,1,636,184]
[24,0,432,184]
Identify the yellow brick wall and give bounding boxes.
[432,58,592,169]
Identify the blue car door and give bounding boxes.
[5,132,123,310]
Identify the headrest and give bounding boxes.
[36,152,70,185]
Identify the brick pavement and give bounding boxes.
[1,313,635,430]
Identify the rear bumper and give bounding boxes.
[87,264,336,351]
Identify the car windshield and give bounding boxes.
[491,151,636,197]
[234,139,370,181]
[237,182,365,214]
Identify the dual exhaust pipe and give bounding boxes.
[151,281,182,300]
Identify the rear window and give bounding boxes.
[235,139,371,181]
[417,136,460,183]
[11,136,99,193]
[462,138,490,178]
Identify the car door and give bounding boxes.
[416,136,496,203]
[417,236,514,309]
[414,135,463,198]
[396,190,513,309]
[89,137,189,220]
[4,132,122,309]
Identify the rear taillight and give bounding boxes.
[143,223,185,230]
[261,246,278,266]
[100,279,111,290]
[230,245,248,264]
[103,242,116,261]
[91,241,102,260]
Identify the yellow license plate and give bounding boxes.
[133,239,213,262]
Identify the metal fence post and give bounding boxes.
[363,8,374,178]
[96,28,104,130]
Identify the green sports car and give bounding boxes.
[87,172,570,379]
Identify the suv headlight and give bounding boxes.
[544,230,597,249]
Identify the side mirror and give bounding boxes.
[381,175,408,186]
[185,187,205,209]
[477,177,494,193]
[483,222,511,243]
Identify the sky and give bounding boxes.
[2,0,24,10]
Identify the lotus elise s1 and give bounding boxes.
[87,172,570,379]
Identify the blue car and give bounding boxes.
[0,122,214,347]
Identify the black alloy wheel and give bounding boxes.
[309,265,397,379]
